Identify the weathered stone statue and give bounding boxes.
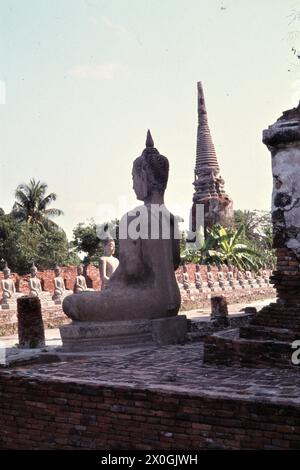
[245,270,257,288]
[194,263,208,292]
[63,131,182,323]
[182,265,190,291]
[99,239,119,289]
[237,270,246,289]
[1,263,16,301]
[261,268,270,286]
[217,265,231,291]
[1,263,21,308]
[53,265,72,303]
[74,265,88,293]
[29,263,44,297]
[227,266,240,290]
[206,265,221,292]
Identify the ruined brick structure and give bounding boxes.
[204,101,300,368]
[192,82,233,230]
[263,103,300,305]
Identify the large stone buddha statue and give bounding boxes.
[63,131,181,322]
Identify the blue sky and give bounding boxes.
[0,0,299,238]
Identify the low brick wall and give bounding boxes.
[0,374,299,450]
[0,264,273,296]
[0,265,101,295]
[180,286,275,311]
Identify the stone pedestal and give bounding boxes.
[17,296,45,349]
[59,316,187,352]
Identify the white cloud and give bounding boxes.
[69,62,130,80]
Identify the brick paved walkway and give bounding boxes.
[4,341,299,406]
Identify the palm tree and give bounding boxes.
[12,179,63,231]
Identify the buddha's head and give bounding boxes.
[77,265,83,276]
[30,262,38,277]
[132,130,169,201]
[103,238,115,256]
[54,264,61,277]
[3,262,11,279]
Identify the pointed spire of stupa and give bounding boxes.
[195,81,219,173]
[192,81,233,230]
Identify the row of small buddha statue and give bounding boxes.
[181,264,271,293]
[0,240,120,308]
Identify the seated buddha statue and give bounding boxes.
[99,239,119,289]
[29,263,44,297]
[53,265,72,302]
[63,131,181,322]
[1,263,17,303]
[75,265,93,293]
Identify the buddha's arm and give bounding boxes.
[99,258,110,283]
[54,281,63,294]
[120,238,145,279]
[170,215,181,270]
[2,282,10,296]
[31,284,39,294]
[76,278,84,291]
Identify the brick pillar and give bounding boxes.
[17,296,45,348]
[211,295,229,327]
[263,103,300,306]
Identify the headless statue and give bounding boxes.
[63,131,181,322]
[99,239,119,289]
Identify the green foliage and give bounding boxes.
[204,225,262,271]
[0,211,80,274]
[72,220,101,265]
[232,210,276,269]
[11,178,63,231]
[71,219,119,265]
[180,220,270,271]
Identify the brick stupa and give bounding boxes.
[192,82,233,231]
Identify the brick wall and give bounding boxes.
[0,375,298,450]
[272,247,300,305]
[0,264,273,296]
[0,265,101,295]
[0,306,70,336]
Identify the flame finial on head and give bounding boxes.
[146,130,154,148]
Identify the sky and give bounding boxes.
[0,0,299,239]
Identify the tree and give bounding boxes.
[71,219,119,265]
[12,178,63,231]
[72,220,103,265]
[233,210,275,268]
[0,211,80,274]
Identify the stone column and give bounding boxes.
[17,296,45,348]
[263,103,300,306]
